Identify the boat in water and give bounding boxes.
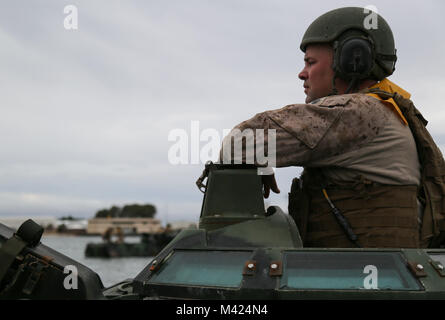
[84,230,179,258]
[1,163,445,300]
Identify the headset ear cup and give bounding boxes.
[336,38,374,80]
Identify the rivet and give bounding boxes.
[416,264,424,271]
[438,264,444,270]
[149,260,158,271]
[271,263,278,270]
[247,263,254,269]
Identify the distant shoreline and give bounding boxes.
[42,232,95,237]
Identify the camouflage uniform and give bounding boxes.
[222,91,422,248]
[224,93,419,185]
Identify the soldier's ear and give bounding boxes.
[333,37,375,81]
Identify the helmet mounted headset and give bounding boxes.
[300,7,397,94]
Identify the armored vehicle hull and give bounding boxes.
[1,164,445,300]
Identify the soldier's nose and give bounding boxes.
[298,70,307,81]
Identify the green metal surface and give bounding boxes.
[2,163,445,300]
[132,164,445,300]
[149,250,251,288]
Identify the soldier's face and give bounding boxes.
[298,44,335,103]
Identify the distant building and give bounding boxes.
[56,219,88,235]
[168,221,197,231]
[87,217,163,235]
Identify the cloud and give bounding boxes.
[0,1,443,221]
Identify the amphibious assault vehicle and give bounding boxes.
[1,163,445,300]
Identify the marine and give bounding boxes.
[220,7,445,248]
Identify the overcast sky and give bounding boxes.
[0,0,444,224]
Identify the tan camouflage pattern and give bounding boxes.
[222,93,420,186]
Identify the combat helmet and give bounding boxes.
[300,7,397,91]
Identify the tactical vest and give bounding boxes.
[289,91,445,248]
[385,90,445,247]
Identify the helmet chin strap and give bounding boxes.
[345,77,359,94]
[329,74,360,96]
[329,74,339,96]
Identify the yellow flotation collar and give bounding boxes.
[366,78,411,125]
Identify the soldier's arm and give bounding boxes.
[219,111,308,168]
[219,104,340,167]
[219,95,385,168]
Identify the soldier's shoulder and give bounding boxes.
[309,94,352,108]
[268,93,380,113]
[312,93,385,109]
[277,95,352,109]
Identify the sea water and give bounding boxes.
[41,235,152,288]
